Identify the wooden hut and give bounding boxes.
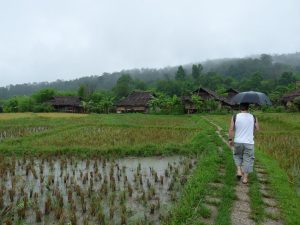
[225,88,239,101]
[194,87,233,106]
[181,96,196,114]
[182,87,234,113]
[115,91,154,113]
[48,96,83,113]
[281,89,300,109]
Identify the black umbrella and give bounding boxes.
[231,91,272,105]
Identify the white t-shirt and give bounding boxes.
[234,112,255,144]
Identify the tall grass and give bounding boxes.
[30,126,198,149]
[0,114,202,156]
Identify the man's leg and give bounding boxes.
[237,166,243,176]
[241,143,255,183]
[233,143,244,177]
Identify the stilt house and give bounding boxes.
[48,96,83,113]
[281,89,300,109]
[115,91,154,113]
[225,88,239,101]
[182,87,234,113]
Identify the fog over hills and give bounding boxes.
[0,52,299,99]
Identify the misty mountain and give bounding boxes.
[1,52,300,99]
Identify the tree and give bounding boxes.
[192,64,203,81]
[149,93,183,114]
[260,54,272,66]
[200,72,223,90]
[156,79,182,96]
[113,74,135,99]
[99,95,114,113]
[175,66,186,81]
[293,96,300,111]
[278,72,296,86]
[78,84,87,98]
[88,91,115,113]
[191,95,203,112]
[134,79,147,90]
[3,98,18,112]
[32,88,56,103]
[249,72,263,90]
[17,96,33,112]
[202,99,219,112]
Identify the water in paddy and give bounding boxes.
[0,155,196,225]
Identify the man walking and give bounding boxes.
[228,103,259,184]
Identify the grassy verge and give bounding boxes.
[256,149,300,225]
[166,118,236,225]
[164,129,220,224]
[248,171,265,223]
[214,142,236,225]
[206,118,239,225]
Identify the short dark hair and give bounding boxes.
[240,103,249,110]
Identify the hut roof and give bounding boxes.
[193,87,234,105]
[281,89,300,102]
[225,88,239,94]
[116,91,154,107]
[48,96,82,107]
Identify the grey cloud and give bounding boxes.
[0,0,300,86]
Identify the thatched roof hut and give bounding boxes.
[225,88,239,100]
[115,91,154,113]
[182,87,234,113]
[281,89,300,103]
[193,87,233,106]
[48,96,83,113]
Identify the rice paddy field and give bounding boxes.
[0,113,219,225]
[0,112,299,225]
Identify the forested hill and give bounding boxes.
[1,52,300,99]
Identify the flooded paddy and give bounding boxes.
[0,155,196,225]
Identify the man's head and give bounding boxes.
[240,103,249,111]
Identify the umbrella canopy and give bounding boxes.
[231,91,272,105]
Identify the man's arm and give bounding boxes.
[254,117,259,131]
[228,116,235,147]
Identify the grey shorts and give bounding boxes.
[233,143,255,173]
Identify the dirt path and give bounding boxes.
[204,117,255,225]
[203,117,284,225]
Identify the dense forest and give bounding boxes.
[0,53,299,113]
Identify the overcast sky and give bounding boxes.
[0,0,300,87]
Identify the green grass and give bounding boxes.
[256,149,300,225]
[165,119,236,225]
[164,129,221,224]
[214,144,236,225]
[0,113,202,156]
[248,170,265,223]
[29,126,198,148]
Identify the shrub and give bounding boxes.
[32,103,54,112]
